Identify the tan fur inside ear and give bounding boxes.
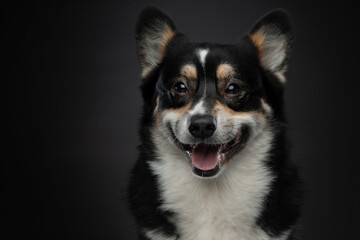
[249,27,288,84]
[159,26,176,56]
[139,24,177,79]
[249,32,266,60]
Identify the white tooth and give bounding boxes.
[186,151,191,157]
[217,153,225,166]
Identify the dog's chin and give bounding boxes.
[173,128,249,178]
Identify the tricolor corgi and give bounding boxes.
[128,7,302,240]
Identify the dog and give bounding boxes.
[128,7,302,240]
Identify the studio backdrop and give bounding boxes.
[5,1,360,239]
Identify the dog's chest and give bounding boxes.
[167,181,270,240]
[149,143,275,240]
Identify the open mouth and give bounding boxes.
[174,127,249,178]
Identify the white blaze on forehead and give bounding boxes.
[196,48,209,68]
[196,48,210,97]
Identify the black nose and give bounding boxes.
[188,115,216,138]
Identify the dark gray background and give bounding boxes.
[4,0,360,239]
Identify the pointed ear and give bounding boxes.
[136,7,178,78]
[249,9,293,83]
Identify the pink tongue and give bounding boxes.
[191,144,219,171]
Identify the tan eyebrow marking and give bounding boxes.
[216,63,235,80]
[180,64,197,79]
[179,64,197,94]
[216,63,236,95]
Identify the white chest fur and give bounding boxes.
[147,128,290,240]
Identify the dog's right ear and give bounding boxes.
[136,7,178,79]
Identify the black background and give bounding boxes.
[4,1,360,239]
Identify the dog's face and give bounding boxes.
[136,7,292,178]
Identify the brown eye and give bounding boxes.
[174,82,188,94]
[225,83,247,98]
[225,83,240,95]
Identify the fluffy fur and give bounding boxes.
[128,7,302,240]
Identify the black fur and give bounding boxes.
[128,7,302,240]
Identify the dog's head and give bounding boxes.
[136,7,293,178]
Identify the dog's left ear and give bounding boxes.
[136,7,178,79]
[249,10,293,83]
